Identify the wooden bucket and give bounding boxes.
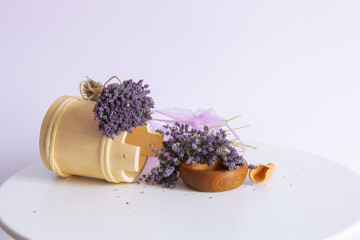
[39,95,163,183]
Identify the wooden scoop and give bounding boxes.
[249,163,275,183]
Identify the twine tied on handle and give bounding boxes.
[80,76,122,101]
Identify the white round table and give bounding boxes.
[1,144,359,240]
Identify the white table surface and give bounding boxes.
[0,144,359,240]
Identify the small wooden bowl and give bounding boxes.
[179,161,249,192]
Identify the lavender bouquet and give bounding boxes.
[92,79,154,139]
[140,122,256,188]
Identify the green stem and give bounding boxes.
[226,114,242,123]
[224,125,251,131]
[230,141,257,150]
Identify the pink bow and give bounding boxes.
[152,108,226,130]
[150,108,244,149]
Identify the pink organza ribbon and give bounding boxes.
[151,107,244,149]
[153,108,226,130]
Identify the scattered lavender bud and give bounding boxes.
[248,164,258,169]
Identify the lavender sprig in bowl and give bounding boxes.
[141,122,250,189]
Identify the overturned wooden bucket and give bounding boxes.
[39,95,163,183]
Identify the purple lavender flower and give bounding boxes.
[93,79,154,139]
[248,164,258,169]
[142,123,245,188]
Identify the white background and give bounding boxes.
[0,0,359,239]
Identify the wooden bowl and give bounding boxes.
[179,161,249,192]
